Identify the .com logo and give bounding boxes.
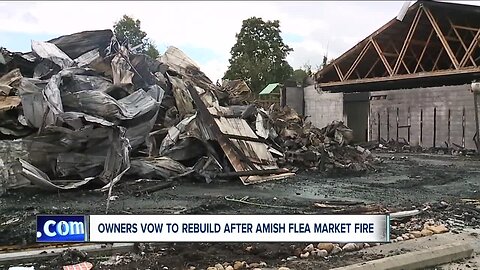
[36,215,88,242]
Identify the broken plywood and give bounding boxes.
[187,83,292,185]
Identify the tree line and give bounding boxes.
[113,15,327,94]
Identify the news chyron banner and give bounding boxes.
[37,214,390,243]
[36,215,88,242]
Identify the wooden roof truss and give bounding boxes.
[316,1,480,86]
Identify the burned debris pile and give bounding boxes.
[263,105,376,173]
[361,138,478,156]
[0,29,374,195]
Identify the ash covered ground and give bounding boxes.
[1,151,479,269]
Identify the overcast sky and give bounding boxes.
[1,1,479,82]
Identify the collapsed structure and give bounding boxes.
[0,30,374,195]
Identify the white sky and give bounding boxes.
[0,1,479,81]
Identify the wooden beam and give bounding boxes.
[393,6,422,75]
[333,63,345,81]
[377,38,442,47]
[452,24,480,33]
[432,47,444,71]
[224,133,266,143]
[365,58,380,78]
[423,6,460,69]
[414,29,434,73]
[355,70,362,79]
[318,16,400,76]
[431,28,454,71]
[453,41,465,68]
[370,37,393,75]
[383,52,399,57]
[449,18,477,67]
[390,41,412,74]
[444,36,461,43]
[344,41,372,80]
[460,29,480,67]
[409,47,425,72]
[318,67,480,88]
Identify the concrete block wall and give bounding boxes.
[369,84,477,149]
[285,86,304,115]
[304,85,344,128]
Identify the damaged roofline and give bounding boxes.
[315,0,480,82]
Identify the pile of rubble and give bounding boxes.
[363,138,477,156]
[267,105,376,173]
[0,29,375,196]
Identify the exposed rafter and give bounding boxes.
[333,63,345,81]
[344,41,372,80]
[409,46,425,72]
[432,47,445,71]
[423,5,460,69]
[393,6,423,75]
[390,42,412,74]
[371,38,393,75]
[449,18,477,66]
[414,29,434,73]
[452,24,480,32]
[460,29,480,67]
[315,1,480,86]
[365,58,380,78]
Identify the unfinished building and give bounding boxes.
[304,0,480,149]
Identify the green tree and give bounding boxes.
[144,38,159,59]
[223,17,293,93]
[113,15,159,58]
[292,69,308,85]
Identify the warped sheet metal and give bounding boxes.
[168,75,194,116]
[48,29,113,59]
[127,157,189,180]
[124,85,164,149]
[55,153,105,179]
[43,70,65,122]
[159,46,201,74]
[31,41,74,69]
[62,89,158,121]
[117,89,159,119]
[61,73,113,93]
[74,49,101,68]
[159,113,197,155]
[111,52,134,86]
[13,126,131,190]
[18,159,96,190]
[59,111,115,128]
[17,78,53,128]
[163,136,207,162]
[98,127,131,191]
